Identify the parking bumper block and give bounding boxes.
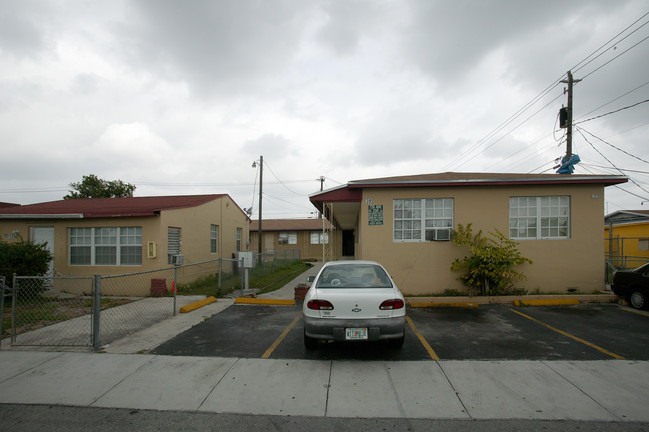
[179,296,217,313]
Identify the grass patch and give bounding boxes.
[176,260,312,297]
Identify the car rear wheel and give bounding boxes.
[627,289,648,310]
[304,330,318,350]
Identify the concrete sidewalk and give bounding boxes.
[1,349,648,421]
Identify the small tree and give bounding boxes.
[0,238,53,290]
[64,174,136,199]
[450,223,532,296]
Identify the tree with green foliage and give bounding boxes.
[450,223,532,296]
[0,238,53,289]
[64,174,136,199]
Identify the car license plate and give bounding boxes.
[345,328,368,340]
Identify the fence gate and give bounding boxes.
[8,276,96,348]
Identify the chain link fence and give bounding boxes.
[5,276,95,347]
[2,250,303,350]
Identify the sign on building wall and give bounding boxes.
[368,204,383,226]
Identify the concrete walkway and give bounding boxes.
[1,349,648,421]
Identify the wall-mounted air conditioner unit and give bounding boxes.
[171,254,185,265]
[426,229,451,241]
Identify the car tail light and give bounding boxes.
[307,299,334,310]
[380,299,405,310]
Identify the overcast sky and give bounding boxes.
[1,0,648,218]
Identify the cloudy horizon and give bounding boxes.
[1,0,648,218]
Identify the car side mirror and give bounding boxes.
[306,276,315,283]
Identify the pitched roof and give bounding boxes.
[0,194,227,219]
[605,209,649,224]
[250,218,332,232]
[348,172,628,188]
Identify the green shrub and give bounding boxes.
[450,223,532,296]
[0,238,53,289]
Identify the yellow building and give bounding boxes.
[309,172,627,295]
[604,210,649,269]
[249,218,335,262]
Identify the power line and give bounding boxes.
[263,160,308,196]
[577,127,649,165]
[445,11,649,173]
[576,127,649,196]
[577,80,649,120]
[572,12,649,76]
[574,99,649,126]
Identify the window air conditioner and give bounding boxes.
[427,228,451,241]
[171,254,185,265]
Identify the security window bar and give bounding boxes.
[509,196,570,240]
[70,227,142,265]
[394,198,454,242]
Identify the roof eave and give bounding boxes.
[0,213,84,219]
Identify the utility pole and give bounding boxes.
[560,71,581,160]
[258,155,263,264]
[316,176,325,218]
[252,156,263,265]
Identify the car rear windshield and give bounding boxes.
[315,264,393,288]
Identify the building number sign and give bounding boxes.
[368,204,383,226]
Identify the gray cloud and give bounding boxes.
[121,0,314,97]
[0,1,51,58]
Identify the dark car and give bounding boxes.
[611,263,649,310]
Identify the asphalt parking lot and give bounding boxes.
[151,302,649,361]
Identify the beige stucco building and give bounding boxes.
[309,172,627,296]
[0,194,250,294]
[249,218,336,262]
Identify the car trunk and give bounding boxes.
[315,288,397,319]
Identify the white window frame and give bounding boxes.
[310,231,329,244]
[278,231,298,245]
[393,198,454,242]
[69,227,142,266]
[236,227,242,252]
[509,196,570,240]
[210,224,219,254]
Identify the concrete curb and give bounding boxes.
[513,298,581,307]
[409,302,479,308]
[179,296,217,313]
[234,298,296,306]
[406,294,618,308]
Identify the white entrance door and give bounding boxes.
[264,233,274,252]
[30,226,55,279]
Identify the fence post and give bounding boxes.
[173,266,177,316]
[92,274,101,350]
[240,258,244,297]
[218,258,222,294]
[11,273,16,344]
[0,276,4,349]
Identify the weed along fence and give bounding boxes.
[1,251,301,350]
